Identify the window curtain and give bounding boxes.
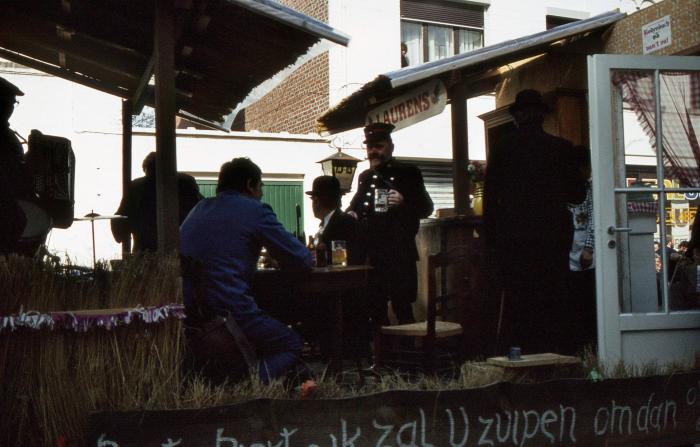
[401,21,423,66]
[458,29,483,53]
[427,25,453,61]
[612,71,700,187]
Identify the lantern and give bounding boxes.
[317,148,361,193]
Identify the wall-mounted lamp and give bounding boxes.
[317,147,361,193]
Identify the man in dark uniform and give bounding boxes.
[0,77,31,255]
[111,151,203,252]
[484,89,585,354]
[347,122,433,325]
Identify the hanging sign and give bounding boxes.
[366,79,447,131]
[642,15,672,54]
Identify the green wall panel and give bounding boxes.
[195,180,304,235]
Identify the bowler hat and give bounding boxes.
[508,89,549,114]
[0,77,24,98]
[306,175,341,199]
[363,122,395,144]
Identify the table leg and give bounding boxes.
[330,293,343,376]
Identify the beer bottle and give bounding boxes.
[316,239,328,267]
[307,235,317,267]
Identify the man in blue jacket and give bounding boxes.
[180,157,312,382]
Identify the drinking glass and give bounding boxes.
[331,240,347,267]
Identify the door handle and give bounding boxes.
[607,226,631,234]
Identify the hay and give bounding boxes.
[0,254,182,446]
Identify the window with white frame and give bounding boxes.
[400,0,484,67]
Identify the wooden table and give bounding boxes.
[252,265,371,372]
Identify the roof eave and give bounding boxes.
[386,9,624,89]
[226,0,350,46]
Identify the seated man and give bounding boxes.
[180,157,312,383]
[112,151,203,252]
[306,175,368,360]
[307,175,364,265]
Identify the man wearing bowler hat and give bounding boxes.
[347,122,433,325]
[307,175,363,265]
[484,89,585,354]
[306,175,367,360]
[0,76,31,255]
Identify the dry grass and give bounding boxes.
[1,254,697,446]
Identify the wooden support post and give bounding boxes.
[154,0,180,252]
[121,99,133,256]
[450,82,470,215]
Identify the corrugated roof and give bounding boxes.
[318,9,624,135]
[0,0,349,129]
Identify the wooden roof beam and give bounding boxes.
[131,56,155,114]
[0,47,129,98]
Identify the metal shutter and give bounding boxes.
[396,158,454,216]
[401,0,484,28]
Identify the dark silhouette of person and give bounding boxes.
[0,76,32,256]
[484,89,585,354]
[401,42,409,68]
[111,151,203,252]
[565,145,596,354]
[347,122,434,325]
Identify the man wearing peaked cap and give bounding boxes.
[347,121,433,326]
[0,76,29,255]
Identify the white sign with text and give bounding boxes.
[643,15,672,54]
[366,79,447,131]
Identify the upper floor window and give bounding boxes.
[546,15,580,30]
[400,0,484,67]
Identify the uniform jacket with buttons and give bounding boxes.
[347,158,433,263]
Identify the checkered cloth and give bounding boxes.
[612,71,700,188]
[627,201,658,215]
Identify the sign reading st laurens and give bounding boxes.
[366,79,447,132]
[90,372,700,446]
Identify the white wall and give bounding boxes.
[3,68,338,265]
[485,0,635,45]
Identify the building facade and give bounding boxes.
[1,0,632,265]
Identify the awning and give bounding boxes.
[317,9,624,135]
[0,0,349,129]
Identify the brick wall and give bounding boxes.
[238,0,329,134]
[604,0,700,56]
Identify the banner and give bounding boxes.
[90,371,700,446]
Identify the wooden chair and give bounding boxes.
[180,255,258,382]
[374,245,467,375]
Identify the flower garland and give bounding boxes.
[0,304,186,333]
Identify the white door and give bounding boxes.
[588,54,700,367]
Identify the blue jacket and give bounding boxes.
[180,190,312,317]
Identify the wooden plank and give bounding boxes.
[487,352,581,368]
[121,99,133,255]
[154,0,180,253]
[449,81,469,215]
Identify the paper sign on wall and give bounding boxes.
[642,15,672,54]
